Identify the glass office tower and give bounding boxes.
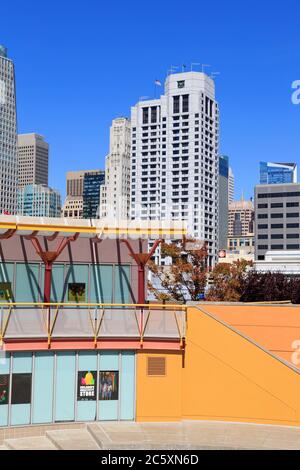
[0,45,18,214]
[83,171,105,219]
[260,162,297,185]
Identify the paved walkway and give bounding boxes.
[1,421,300,450]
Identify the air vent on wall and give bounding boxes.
[147,356,166,376]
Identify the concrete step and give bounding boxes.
[4,436,57,450]
[0,445,10,451]
[46,429,100,450]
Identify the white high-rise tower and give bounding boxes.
[100,117,131,220]
[130,71,219,266]
[0,45,18,214]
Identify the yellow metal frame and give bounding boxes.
[0,302,187,348]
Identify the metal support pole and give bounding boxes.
[44,262,52,304]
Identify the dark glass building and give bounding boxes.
[82,171,105,219]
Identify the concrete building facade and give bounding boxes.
[255,183,300,260]
[228,197,254,238]
[130,71,219,267]
[17,133,49,188]
[0,45,18,214]
[100,117,131,220]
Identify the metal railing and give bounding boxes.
[0,302,187,348]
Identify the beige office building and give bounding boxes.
[228,197,254,238]
[100,117,131,220]
[18,133,49,188]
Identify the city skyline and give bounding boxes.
[1,0,300,200]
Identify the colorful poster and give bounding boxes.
[68,283,86,302]
[0,374,9,405]
[11,373,32,405]
[99,371,119,401]
[77,371,97,401]
[0,282,12,301]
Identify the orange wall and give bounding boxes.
[201,305,300,367]
[136,351,183,421]
[182,306,300,426]
[136,306,300,426]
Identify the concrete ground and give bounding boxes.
[1,421,300,450]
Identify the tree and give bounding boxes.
[206,259,252,301]
[148,239,208,302]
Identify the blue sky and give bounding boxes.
[1,0,300,199]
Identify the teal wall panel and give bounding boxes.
[11,353,32,425]
[114,266,131,303]
[33,352,54,424]
[98,400,118,420]
[55,352,76,422]
[120,352,135,420]
[77,352,97,421]
[90,265,113,303]
[99,351,119,371]
[15,264,41,302]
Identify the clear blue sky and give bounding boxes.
[2,0,300,200]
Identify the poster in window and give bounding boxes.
[68,283,86,302]
[11,373,32,405]
[77,370,97,401]
[0,282,12,301]
[99,371,119,401]
[0,374,9,405]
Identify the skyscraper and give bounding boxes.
[131,71,219,266]
[260,162,297,185]
[18,184,61,217]
[62,169,101,219]
[17,133,49,188]
[219,155,229,250]
[100,117,131,220]
[0,45,18,214]
[228,197,254,238]
[228,166,234,203]
[82,170,105,219]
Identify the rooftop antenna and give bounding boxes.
[202,64,211,73]
[181,64,187,72]
[211,71,220,79]
[191,62,201,71]
[167,65,179,76]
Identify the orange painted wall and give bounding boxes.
[136,351,183,422]
[183,306,300,425]
[199,304,300,367]
[136,306,300,426]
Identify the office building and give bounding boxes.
[228,197,254,238]
[255,183,300,260]
[17,133,49,188]
[83,170,105,219]
[0,45,18,214]
[61,196,83,218]
[131,71,219,267]
[18,184,61,217]
[260,162,297,185]
[62,169,102,219]
[100,117,131,220]
[219,155,229,250]
[228,166,234,203]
